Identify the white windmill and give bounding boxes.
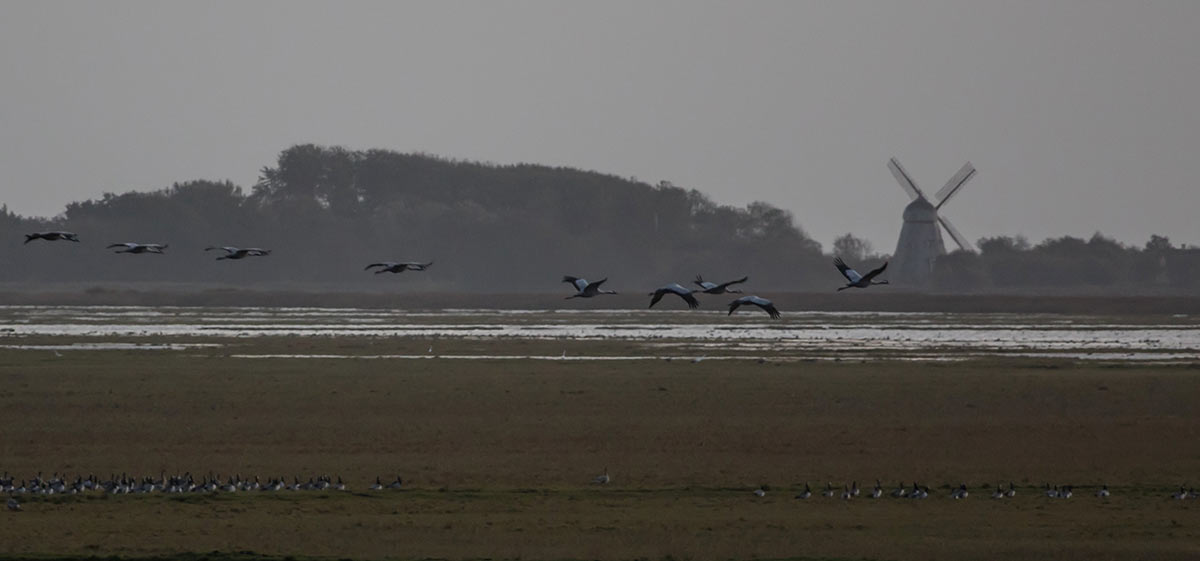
[887,157,977,286]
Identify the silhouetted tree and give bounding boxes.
[833,233,873,263]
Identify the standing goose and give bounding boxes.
[693,275,748,294]
[648,284,699,310]
[870,480,883,499]
[205,246,271,260]
[107,242,168,254]
[991,485,1005,499]
[1096,484,1110,498]
[563,276,617,299]
[369,477,383,491]
[834,257,888,291]
[25,231,79,244]
[387,475,404,489]
[794,482,812,499]
[727,295,780,319]
[365,262,433,274]
[593,467,610,485]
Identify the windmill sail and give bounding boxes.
[888,157,926,202]
[938,215,974,252]
[934,162,976,209]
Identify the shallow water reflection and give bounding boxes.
[2,306,1199,362]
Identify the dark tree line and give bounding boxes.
[933,233,1200,293]
[0,145,830,291]
[3,144,1194,294]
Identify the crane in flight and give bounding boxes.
[25,231,79,244]
[693,275,748,294]
[107,243,168,254]
[648,284,699,310]
[205,246,271,260]
[365,262,434,274]
[727,295,780,319]
[563,276,617,299]
[834,257,888,291]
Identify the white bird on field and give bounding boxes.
[369,477,383,491]
[25,231,79,244]
[795,482,812,499]
[365,261,433,274]
[107,242,167,254]
[205,246,271,260]
[754,486,767,497]
[1096,484,1110,498]
[834,257,889,291]
[992,485,1005,499]
[563,276,617,299]
[593,468,610,485]
[693,275,748,294]
[648,284,699,310]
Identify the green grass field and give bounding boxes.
[2,336,1199,561]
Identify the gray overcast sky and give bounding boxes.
[2,1,1198,252]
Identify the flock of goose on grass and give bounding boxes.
[2,472,405,507]
[6,469,1200,512]
[751,480,1200,501]
[24,230,889,319]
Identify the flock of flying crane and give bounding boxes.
[23,230,891,316]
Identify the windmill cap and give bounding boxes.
[903,198,937,222]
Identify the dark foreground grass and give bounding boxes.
[0,556,871,561]
[1,339,1199,560]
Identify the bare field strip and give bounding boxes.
[1,334,1200,561]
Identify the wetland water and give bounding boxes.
[1,305,1199,361]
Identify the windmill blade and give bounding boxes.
[887,157,927,202]
[938,214,975,252]
[934,162,976,209]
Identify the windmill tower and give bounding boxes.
[887,157,976,286]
